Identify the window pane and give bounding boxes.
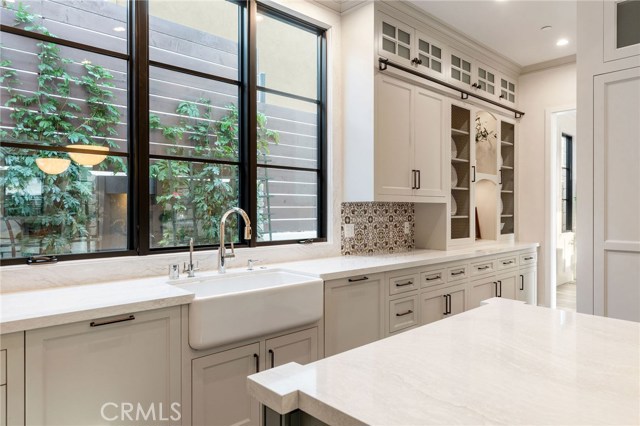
[257,12,318,100]
[257,91,317,169]
[1,33,128,153]
[0,147,128,259]
[149,159,239,248]
[398,29,410,45]
[1,0,128,54]
[257,168,317,242]
[462,73,471,84]
[452,69,461,80]
[419,40,429,53]
[617,0,640,48]
[431,60,441,73]
[479,68,486,79]
[398,44,410,59]
[432,45,441,59]
[462,60,471,72]
[452,55,461,67]
[382,22,395,38]
[149,0,239,80]
[149,67,239,161]
[382,38,396,53]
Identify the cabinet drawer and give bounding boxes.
[520,252,537,266]
[447,265,468,282]
[388,273,420,296]
[497,255,518,270]
[0,350,5,386]
[421,268,446,288]
[389,295,419,333]
[470,259,496,277]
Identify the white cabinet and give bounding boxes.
[389,294,419,333]
[192,343,260,426]
[375,74,446,201]
[603,0,640,62]
[468,278,498,309]
[265,328,318,369]
[0,333,23,426]
[324,274,385,356]
[518,267,537,305]
[495,271,518,301]
[421,283,467,325]
[26,307,181,426]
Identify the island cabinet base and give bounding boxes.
[264,407,327,426]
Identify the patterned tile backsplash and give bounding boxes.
[341,202,415,255]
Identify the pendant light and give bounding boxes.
[67,145,109,166]
[35,158,71,175]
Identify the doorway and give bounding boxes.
[546,108,577,311]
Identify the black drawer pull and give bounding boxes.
[425,274,441,281]
[268,349,275,368]
[395,280,414,287]
[497,280,502,297]
[478,265,490,270]
[254,353,260,372]
[348,276,369,282]
[502,260,514,265]
[90,314,135,328]
[451,270,465,276]
[520,274,525,291]
[524,256,534,261]
[396,309,414,317]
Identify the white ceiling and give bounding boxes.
[405,1,577,67]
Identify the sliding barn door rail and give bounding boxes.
[378,57,525,119]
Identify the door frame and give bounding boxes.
[544,104,576,309]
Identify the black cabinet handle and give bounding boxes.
[348,276,368,282]
[498,280,502,297]
[502,260,514,265]
[524,256,534,261]
[451,270,465,276]
[90,314,135,328]
[254,353,259,373]
[472,166,476,182]
[411,170,417,189]
[478,265,490,270]
[411,57,422,66]
[395,280,414,287]
[268,349,275,368]
[520,275,524,291]
[493,281,498,297]
[417,170,421,189]
[443,294,452,315]
[425,274,441,281]
[396,309,413,317]
[499,169,503,185]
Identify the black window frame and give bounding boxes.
[0,0,328,266]
[561,133,574,233]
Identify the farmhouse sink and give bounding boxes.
[177,269,323,350]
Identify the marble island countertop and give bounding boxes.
[248,298,640,426]
[0,241,537,333]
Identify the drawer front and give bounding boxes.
[389,295,419,333]
[0,350,5,386]
[470,259,496,277]
[447,265,468,282]
[497,255,519,270]
[421,268,446,288]
[388,273,420,296]
[520,252,537,266]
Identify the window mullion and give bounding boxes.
[243,0,258,247]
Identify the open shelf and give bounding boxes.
[452,215,469,219]
[452,187,469,191]
[452,157,469,163]
[500,140,514,146]
[451,128,469,136]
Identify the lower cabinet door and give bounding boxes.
[192,343,260,426]
[497,272,518,301]
[265,328,318,369]
[25,307,181,426]
[421,284,467,325]
[518,267,537,305]
[468,278,497,309]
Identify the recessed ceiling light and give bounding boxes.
[113,26,126,32]
[556,38,569,46]
[540,25,552,31]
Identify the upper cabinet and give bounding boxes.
[604,0,640,62]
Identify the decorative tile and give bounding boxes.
[341,202,414,255]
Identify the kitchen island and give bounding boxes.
[248,298,640,425]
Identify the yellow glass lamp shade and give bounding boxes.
[35,158,71,175]
[67,145,109,166]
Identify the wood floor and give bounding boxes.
[556,281,576,312]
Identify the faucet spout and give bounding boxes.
[218,207,252,273]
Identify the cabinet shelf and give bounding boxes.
[501,190,514,194]
[451,128,470,136]
[451,157,469,163]
[500,166,514,170]
[452,187,469,191]
[451,215,469,219]
[501,214,514,218]
[501,141,514,146]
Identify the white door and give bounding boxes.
[413,88,446,199]
[26,307,181,426]
[496,272,517,300]
[468,278,497,309]
[421,289,447,325]
[265,328,318,369]
[191,343,260,426]
[324,274,385,356]
[518,267,537,305]
[593,67,640,322]
[375,75,415,197]
[448,285,467,315]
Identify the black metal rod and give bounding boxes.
[149,153,240,167]
[378,58,525,119]
[258,163,321,173]
[0,141,129,157]
[150,60,241,87]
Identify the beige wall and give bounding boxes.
[517,62,576,307]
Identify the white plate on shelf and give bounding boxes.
[499,198,504,214]
[451,165,458,188]
[451,138,457,158]
[450,195,457,216]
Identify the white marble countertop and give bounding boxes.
[277,241,538,281]
[0,277,193,334]
[248,298,640,426]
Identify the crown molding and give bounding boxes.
[521,55,577,75]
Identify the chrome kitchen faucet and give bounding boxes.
[218,207,252,273]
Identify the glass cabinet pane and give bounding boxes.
[617,0,640,48]
[475,110,498,175]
